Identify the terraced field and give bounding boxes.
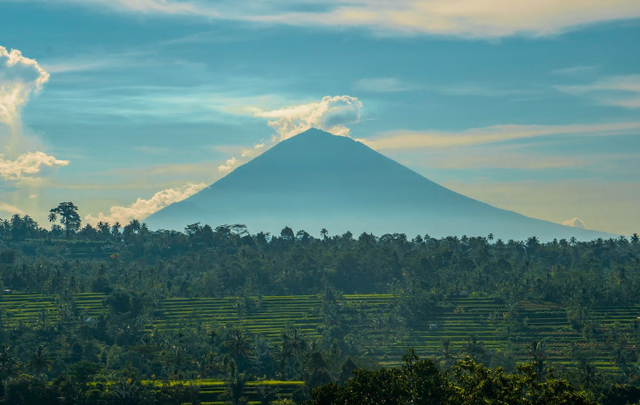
[2,291,638,373]
[0,292,106,328]
[151,294,395,342]
[196,380,303,404]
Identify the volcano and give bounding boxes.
[146,128,613,241]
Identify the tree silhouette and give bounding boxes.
[48,202,81,238]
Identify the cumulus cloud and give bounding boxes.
[0,46,50,129]
[254,95,363,141]
[0,47,70,187]
[0,151,69,182]
[561,217,586,229]
[85,182,207,225]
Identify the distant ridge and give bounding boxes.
[146,128,615,241]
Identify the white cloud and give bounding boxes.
[0,46,50,129]
[215,95,362,176]
[218,157,238,173]
[25,0,640,37]
[0,151,69,182]
[363,121,640,150]
[561,217,586,229]
[0,202,25,217]
[254,95,363,141]
[0,47,70,190]
[85,182,207,225]
[557,74,640,109]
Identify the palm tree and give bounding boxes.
[223,360,248,405]
[526,340,546,378]
[27,345,52,375]
[320,228,329,240]
[225,328,251,366]
[440,339,455,366]
[0,345,17,379]
[462,335,485,363]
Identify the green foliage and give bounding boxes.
[0,211,640,403]
[307,351,594,405]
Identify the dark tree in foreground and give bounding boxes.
[307,350,593,405]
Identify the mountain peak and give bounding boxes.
[285,128,351,144]
[146,129,615,241]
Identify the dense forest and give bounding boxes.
[0,204,640,404]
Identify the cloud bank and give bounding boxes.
[85,182,207,225]
[254,95,363,141]
[25,0,640,37]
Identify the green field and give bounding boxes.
[3,292,638,370]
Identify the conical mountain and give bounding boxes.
[146,128,613,240]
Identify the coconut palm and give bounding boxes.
[27,345,52,375]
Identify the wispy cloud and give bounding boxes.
[552,65,597,76]
[85,182,206,225]
[363,121,640,150]
[353,77,413,93]
[423,153,586,170]
[0,202,25,217]
[48,0,208,16]
[557,74,640,109]
[18,0,640,37]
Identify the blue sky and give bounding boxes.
[1,0,639,235]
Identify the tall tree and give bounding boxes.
[48,202,81,238]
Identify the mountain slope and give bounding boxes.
[146,129,614,241]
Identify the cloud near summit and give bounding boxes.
[254,95,363,141]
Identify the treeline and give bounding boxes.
[2,211,640,306]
